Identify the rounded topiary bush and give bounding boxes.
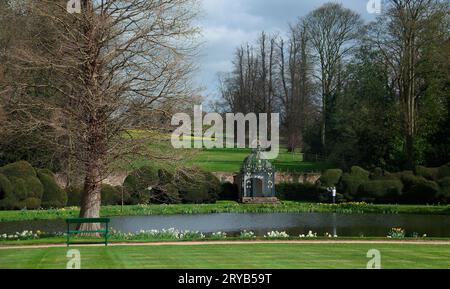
[123,166,160,205]
[319,169,343,187]
[174,168,219,204]
[438,163,450,179]
[358,180,403,203]
[0,161,36,178]
[17,197,41,210]
[101,185,122,206]
[340,173,366,200]
[415,166,439,181]
[402,179,440,204]
[151,184,181,204]
[0,161,44,209]
[219,182,239,201]
[66,186,83,207]
[350,166,370,179]
[437,177,450,204]
[158,169,174,185]
[276,183,321,202]
[0,173,15,209]
[37,169,67,208]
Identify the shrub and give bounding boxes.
[66,186,83,207]
[0,174,13,200]
[175,168,219,204]
[350,166,370,179]
[219,182,239,201]
[394,171,418,190]
[402,179,441,204]
[438,163,450,179]
[158,169,174,185]
[358,180,403,203]
[437,177,450,204]
[0,161,44,209]
[0,174,15,209]
[150,184,181,204]
[415,166,439,181]
[276,183,320,202]
[37,169,67,208]
[101,185,122,206]
[340,173,366,200]
[17,197,41,210]
[319,169,342,187]
[0,161,36,178]
[123,166,160,205]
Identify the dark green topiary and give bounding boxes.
[340,173,366,200]
[350,166,370,179]
[0,174,15,210]
[358,180,403,203]
[37,169,67,208]
[437,177,450,204]
[18,197,41,210]
[66,186,83,207]
[319,169,343,187]
[276,183,322,202]
[0,174,13,200]
[101,185,122,206]
[158,169,174,185]
[438,163,450,179]
[123,166,160,205]
[402,179,440,204]
[0,161,44,209]
[415,166,439,181]
[151,184,181,204]
[0,161,37,178]
[174,168,219,204]
[219,182,239,201]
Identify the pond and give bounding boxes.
[1,213,450,237]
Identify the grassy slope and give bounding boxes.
[1,201,449,222]
[0,243,448,269]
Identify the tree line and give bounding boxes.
[218,1,450,171]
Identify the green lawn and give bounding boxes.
[185,148,329,172]
[120,141,330,173]
[0,243,448,269]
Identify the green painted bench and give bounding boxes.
[66,218,110,247]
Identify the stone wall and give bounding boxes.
[213,171,321,185]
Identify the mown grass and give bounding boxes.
[0,201,449,222]
[0,243,449,269]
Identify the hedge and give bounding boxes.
[37,169,67,208]
[357,180,403,203]
[438,163,450,179]
[0,161,44,209]
[123,166,160,205]
[101,184,122,206]
[402,178,441,204]
[319,169,343,187]
[415,166,439,181]
[174,168,220,204]
[219,182,239,201]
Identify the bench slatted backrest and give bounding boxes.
[66,218,110,224]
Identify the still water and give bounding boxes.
[1,213,449,237]
[0,213,450,237]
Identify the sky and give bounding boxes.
[194,0,378,104]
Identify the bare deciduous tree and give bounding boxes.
[2,0,200,230]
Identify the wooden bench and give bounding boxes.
[66,218,110,247]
